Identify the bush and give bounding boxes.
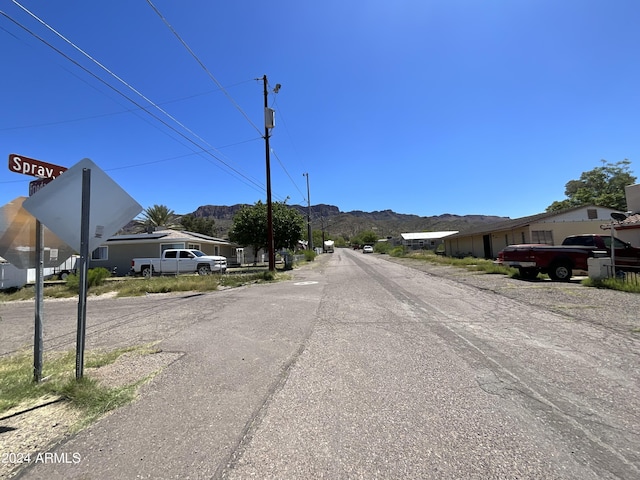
[65,267,111,292]
[389,246,406,257]
[374,242,391,254]
[262,270,277,281]
[303,249,316,262]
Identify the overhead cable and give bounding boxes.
[2,5,267,195]
[271,148,307,204]
[146,0,263,136]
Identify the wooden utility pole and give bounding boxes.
[263,75,275,271]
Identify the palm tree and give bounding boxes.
[136,204,181,232]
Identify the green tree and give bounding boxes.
[312,230,324,250]
[546,160,636,212]
[333,235,347,248]
[273,203,305,251]
[180,214,217,236]
[229,201,304,263]
[136,204,180,232]
[353,230,379,245]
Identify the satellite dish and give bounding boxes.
[611,212,628,222]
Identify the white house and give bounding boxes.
[401,231,459,250]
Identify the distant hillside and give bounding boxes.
[189,204,508,240]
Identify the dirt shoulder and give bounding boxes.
[380,254,640,335]
[0,350,182,480]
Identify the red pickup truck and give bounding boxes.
[497,234,640,281]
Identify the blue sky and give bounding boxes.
[1,0,639,220]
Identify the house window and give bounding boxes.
[161,243,184,254]
[587,209,598,219]
[214,245,220,256]
[91,246,108,261]
[532,230,554,245]
[188,243,201,250]
[521,232,526,244]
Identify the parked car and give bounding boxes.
[363,245,374,253]
[131,249,227,277]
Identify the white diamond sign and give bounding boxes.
[22,158,142,253]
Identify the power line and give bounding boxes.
[0,81,255,132]
[145,1,301,206]
[10,1,223,157]
[2,6,268,195]
[146,0,263,136]
[272,96,310,174]
[271,148,307,204]
[4,3,295,204]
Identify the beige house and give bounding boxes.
[88,229,239,275]
[443,205,622,259]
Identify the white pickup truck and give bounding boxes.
[131,249,227,278]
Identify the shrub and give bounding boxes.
[374,242,391,254]
[303,249,316,262]
[262,270,277,281]
[65,267,111,292]
[389,246,406,257]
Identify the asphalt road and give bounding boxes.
[3,249,639,479]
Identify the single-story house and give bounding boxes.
[443,205,623,259]
[401,231,458,250]
[88,229,239,275]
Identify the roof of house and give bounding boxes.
[105,229,237,246]
[614,213,640,230]
[401,231,458,241]
[447,205,618,238]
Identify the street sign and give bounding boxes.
[29,178,53,196]
[8,153,67,178]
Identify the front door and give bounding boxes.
[483,234,492,259]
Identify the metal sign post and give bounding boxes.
[33,220,44,382]
[20,157,143,379]
[7,153,67,383]
[75,168,91,379]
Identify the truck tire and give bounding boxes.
[548,261,572,282]
[197,264,211,276]
[518,267,539,280]
[142,266,153,279]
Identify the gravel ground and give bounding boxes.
[381,255,640,336]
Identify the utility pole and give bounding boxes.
[262,75,279,271]
[304,173,312,251]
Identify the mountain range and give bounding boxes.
[190,204,508,240]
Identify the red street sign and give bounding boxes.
[29,177,54,196]
[8,153,67,179]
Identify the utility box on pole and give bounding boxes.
[265,108,275,128]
